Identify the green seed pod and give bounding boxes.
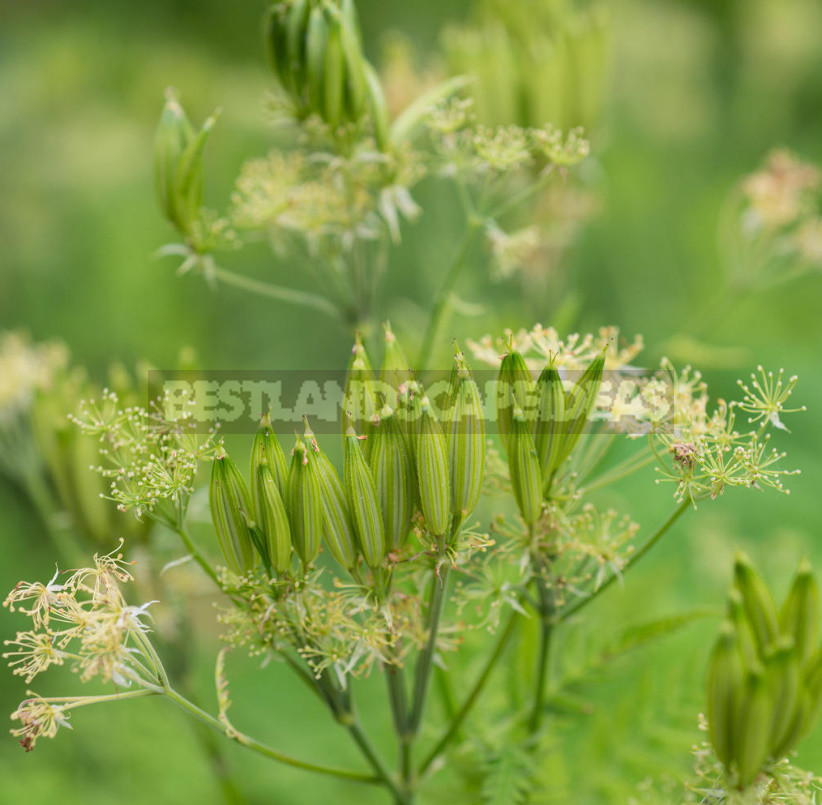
[250,415,289,499]
[803,649,822,738]
[263,2,291,90]
[343,333,378,448]
[508,407,543,526]
[772,688,811,761]
[287,435,323,568]
[496,346,533,451]
[706,622,746,770]
[736,665,774,789]
[154,90,192,232]
[557,348,605,465]
[369,405,415,551]
[308,422,358,569]
[344,424,386,567]
[533,358,566,486]
[734,552,780,655]
[780,559,821,669]
[251,464,292,575]
[765,638,801,755]
[210,449,257,574]
[285,0,311,99]
[174,108,219,231]
[446,348,486,526]
[728,588,760,669]
[338,0,367,120]
[363,60,390,151]
[322,16,345,128]
[414,393,451,537]
[380,322,413,409]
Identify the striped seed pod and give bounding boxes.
[706,622,745,770]
[210,449,257,574]
[556,348,605,465]
[445,347,486,527]
[308,421,358,569]
[250,415,289,499]
[533,358,566,488]
[287,434,323,567]
[804,650,822,736]
[380,322,413,409]
[496,346,533,451]
[363,60,389,150]
[727,588,759,669]
[344,423,386,567]
[736,665,773,789]
[369,405,415,551]
[251,463,292,575]
[343,333,378,449]
[734,552,780,655]
[507,407,543,526]
[765,638,801,754]
[780,559,821,668]
[414,392,451,537]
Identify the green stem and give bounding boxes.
[162,686,378,784]
[174,525,221,587]
[210,266,340,320]
[527,616,553,736]
[344,717,411,804]
[488,165,556,220]
[418,611,519,777]
[559,499,691,623]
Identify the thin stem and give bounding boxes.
[527,617,553,735]
[175,525,221,587]
[418,610,519,778]
[210,266,340,320]
[559,499,691,623]
[162,686,379,784]
[61,689,159,709]
[488,165,556,220]
[345,717,411,804]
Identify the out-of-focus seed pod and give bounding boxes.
[706,622,745,770]
[305,4,330,113]
[736,665,774,789]
[445,348,486,527]
[250,415,289,499]
[210,449,256,574]
[496,346,533,451]
[380,322,413,409]
[803,649,822,738]
[772,688,810,761]
[343,333,378,449]
[308,421,358,569]
[533,358,566,487]
[557,349,605,465]
[263,3,291,95]
[734,552,780,655]
[285,0,311,99]
[369,405,415,551]
[363,61,390,151]
[765,638,801,754]
[322,18,345,129]
[251,464,292,575]
[728,588,759,669]
[414,392,451,537]
[344,423,385,567]
[507,407,543,526]
[780,559,821,669]
[287,435,323,567]
[337,0,367,121]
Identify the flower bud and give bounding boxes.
[210,448,257,574]
[779,559,821,669]
[445,347,486,527]
[414,392,451,537]
[496,346,533,451]
[250,415,289,499]
[706,622,745,770]
[344,423,386,567]
[369,405,415,552]
[734,552,779,655]
[287,435,323,568]
[507,407,543,526]
[534,358,566,486]
[251,464,292,575]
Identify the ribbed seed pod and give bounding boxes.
[363,61,389,150]
[533,358,566,486]
[251,464,292,575]
[343,333,378,448]
[728,588,759,669]
[736,666,774,789]
[508,407,543,526]
[337,0,367,120]
[496,347,533,451]
[557,349,605,465]
[285,0,310,99]
[250,415,289,499]
[380,322,413,409]
[309,422,357,569]
[804,650,822,736]
[765,638,801,754]
[322,19,345,128]
[210,450,257,574]
[287,435,323,567]
[414,393,451,537]
[734,552,780,655]
[344,424,386,567]
[706,622,745,769]
[154,90,192,232]
[263,3,291,93]
[772,689,811,761]
[305,4,330,113]
[369,405,415,551]
[780,559,821,668]
[446,348,486,526]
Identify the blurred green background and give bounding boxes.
[1,0,821,802]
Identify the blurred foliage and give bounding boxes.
[2,0,822,802]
